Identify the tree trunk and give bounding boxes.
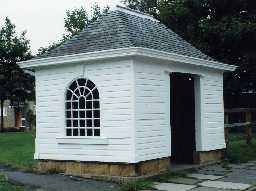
[0,99,4,132]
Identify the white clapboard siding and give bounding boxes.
[35,60,135,163]
[35,55,226,164]
[201,74,225,150]
[134,61,171,162]
[133,60,226,162]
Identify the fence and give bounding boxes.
[225,108,256,145]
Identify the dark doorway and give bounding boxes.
[170,73,196,164]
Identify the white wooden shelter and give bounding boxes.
[20,6,236,177]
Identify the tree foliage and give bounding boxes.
[38,4,110,55]
[124,0,256,95]
[64,7,88,38]
[0,17,34,131]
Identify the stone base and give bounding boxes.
[194,149,225,164]
[36,158,170,181]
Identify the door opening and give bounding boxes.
[170,73,196,164]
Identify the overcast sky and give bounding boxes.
[0,0,122,54]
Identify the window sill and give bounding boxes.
[56,137,109,145]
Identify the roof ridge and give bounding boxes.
[113,5,159,22]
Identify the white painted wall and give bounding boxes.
[133,58,225,162]
[35,59,136,163]
[133,60,171,162]
[35,56,225,164]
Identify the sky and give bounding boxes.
[0,0,121,54]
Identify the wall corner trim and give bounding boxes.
[34,153,40,159]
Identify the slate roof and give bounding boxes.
[37,8,212,61]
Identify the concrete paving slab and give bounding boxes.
[197,165,232,175]
[191,187,234,191]
[187,173,224,180]
[199,180,251,190]
[196,171,229,176]
[245,162,256,167]
[229,164,246,170]
[247,166,256,170]
[0,167,119,191]
[154,182,196,191]
[220,171,256,185]
[198,165,227,172]
[168,177,201,185]
[217,166,256,185]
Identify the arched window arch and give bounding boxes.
[65,78,100,137]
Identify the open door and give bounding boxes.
[170,73,196,164]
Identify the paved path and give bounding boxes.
[154,161,256,191]
[0,166,120,191]
[1,162,256,191]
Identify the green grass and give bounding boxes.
[0,175,24,191]
[0,132,36,171]
[0,130,255,188]
[226,133,256,163]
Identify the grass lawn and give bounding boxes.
[226,133,256,163]
[0,131,256,191]
[0,132,255,168]
[0,175,24,191]
[0,132,35,171]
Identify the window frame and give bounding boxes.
[64,78,101,137]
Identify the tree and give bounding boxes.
[90,4,110,23]
[124,0,256,96]
[64,6,88,38]
[38,4,110,55]
[124,0,159,18]
[0,17,34,132]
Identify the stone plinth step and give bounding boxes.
[191,187,234,191]
[168,177,201,185]
[187,173,224,180]
[153,182,197,191]
[198,180,251,190]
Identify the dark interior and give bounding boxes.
[170,73,196,164]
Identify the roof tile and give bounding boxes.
[37,9,212,61]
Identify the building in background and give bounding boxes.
[0,100,35,130]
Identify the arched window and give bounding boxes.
[65,78,100,137]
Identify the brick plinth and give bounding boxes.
[37,158,171,180]
[194,149,225,164]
